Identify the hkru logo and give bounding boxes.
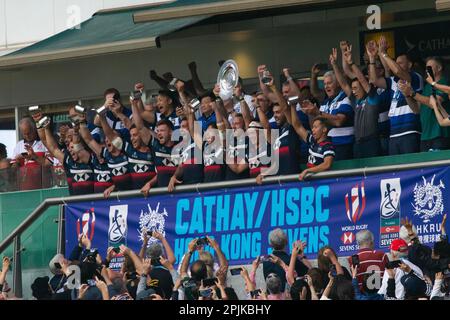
[108,205,128,245]
[76,208,95,240]
[412,175,445,223]
[345,181,366,224]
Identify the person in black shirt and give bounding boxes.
[167,117,204,192]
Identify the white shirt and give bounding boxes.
[377,258,423,299]
[11,140,47,166]
[229,94,256,124]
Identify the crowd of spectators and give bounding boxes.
[0,214,448,300]
[4,37,449,196]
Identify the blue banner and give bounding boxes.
[65,166,450,266]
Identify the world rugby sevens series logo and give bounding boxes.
[76,208,96,240]
[345,182,366,224]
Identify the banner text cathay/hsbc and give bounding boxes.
[65,166,449,265]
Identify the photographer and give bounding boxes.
[378,239,424,299]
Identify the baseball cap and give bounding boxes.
[390,239,409,253]
[400,273,427,297]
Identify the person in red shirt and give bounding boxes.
[348,230,388,292]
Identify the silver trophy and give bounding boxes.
[261,69,273,85]
[74,105,86,114]
[217,60,239,101]
[130,90,143,101]
[93,105,108,116]
[288,96,299,106]
[189,98,201,112]
[37,116,51,129]
[28,106,41,114]
[167,78,179,92]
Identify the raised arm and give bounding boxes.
[430,95,450,126]
[153,231,176,265]
[78,116,103,156]
[344,45,371,93]
[283,68,300,97]
[180,239,197,277]
[288,102,308,142]
[130,97,154,145]
[207,236,229,270]
[255,102,271,143]
[120,245,143,276]
[43,124,65,163]
[239,96,253,129]
[378,36,411,82]
[367,41,387,89]
[329,48,352,98]
[340,41,356,79]
[266,79,291,124]
[257,65,278,104]
[98,113,120,143]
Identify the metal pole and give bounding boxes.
[56,204,65,255]
[12,236,22,298]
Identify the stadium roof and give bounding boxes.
[0,0,334,69]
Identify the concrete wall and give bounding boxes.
[0,0,172,56]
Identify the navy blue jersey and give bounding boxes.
[306,133,335,168]
[225,134,249,180]
[152,139,179,187]
[91,155,113,194]
[175,138,203,184]
[101,147,132,191]
[386,72,423,137]
[319,90,355,145]
[203,141,225,183]
[123,141,156,190]
[156,110,180,131]
[63,150,94,195]
[272,123,300,175]
[106,107,132,134]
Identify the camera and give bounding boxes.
[230,268,243,276]
[386,260,402,269]
[196,237,209,246]
[87,279,96,287]
[85,248,99,262]
[260,255,271,262]
[167,78,179,92]
[130,90,143,101]
[250,289,261,298]
[288,96,299,106]
[351,254,360,266]
[199,288,213,298]
[329,264,337,277]
[190,98,200,112]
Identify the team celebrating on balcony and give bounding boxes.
[12,37,450,196]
